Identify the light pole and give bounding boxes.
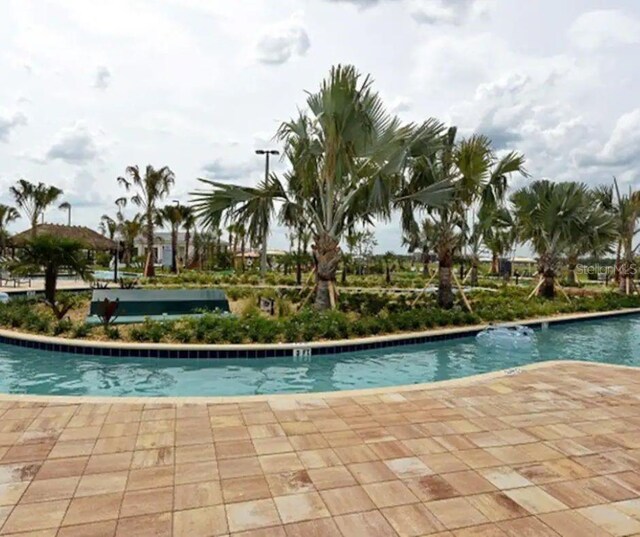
[59,202,71,226]
[255,149,279,278]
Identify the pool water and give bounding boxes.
[0,315,638,397]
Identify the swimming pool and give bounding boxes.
[0,315,638,397]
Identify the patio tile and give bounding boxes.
[21,475,80,503]
[579,504,640,536]
[226,498,280,533]
[174,505,227,536]
[497,515,561,536]
[59,520,118,537]
[334,510,398,537]
[363,479,419,508]
[539,510,610,537]
[479,466,533,489]
[0,499,69,533]
[274,491,330,523]
[426,497,489,529]
[75,471,128,497]
[467,492,529,521]
[442,470,497,495]
[382,503,445,536]
[307,465,356,489]
[406,475,459,502]
[221,476,270,504]
[320,485,375,515]
[385,456,433,479]
[504,486,568,514]
[62,492,122,526]
[284,517,342,537]
[120,486,173,517]
[115,513,171,537]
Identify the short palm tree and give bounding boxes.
[119,216,144,266]
[99,215,117,240]
[10,179,63,238]
[512,180,601,298]
[0,204,20,255]
[402,219,437,276]
[193,65,452,309]
[117,165,175,277]
[12,234,91,318]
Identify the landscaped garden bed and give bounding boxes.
[1,287,639,345]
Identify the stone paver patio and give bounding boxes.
[0,361,639,536]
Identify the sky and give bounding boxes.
[1,0,639,253]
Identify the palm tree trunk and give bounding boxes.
[438,248,454,309]
[540,267,556,298]
[260,236,268,278]
[614,241,622,283]
[421,247,429,276]
[314,232,340,310]
[567,256,578,286]
[241,237,246,272]
[44,265,57,305]
[171,226,178,273]
[185,229,191,266]
[144,209,155,277]
[490,252,499,275]
[470,262,478,286]
[296,234,302,286]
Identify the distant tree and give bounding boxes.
[117,165,174,277]
[10,179,63,238]
[0,204,20,254]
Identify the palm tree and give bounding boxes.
[512,180,597,298]
[564,190,617,286]
[402,219,437,276]
[0,204,20,255]
[59,201,71,226]
[99,215,117,240]
[180,205,196,266]
[12,234,91,318]
[10,179,63,238]
[594,178,640,293]
[117,165,175,277]
[119,216,144,266]
[193,65,452,309]
[399,131,527,307]
[156,204,183,273]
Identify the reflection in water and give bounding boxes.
[0,316,639,396]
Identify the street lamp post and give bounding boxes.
[255,149,279,278]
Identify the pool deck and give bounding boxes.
[0,361,639,536]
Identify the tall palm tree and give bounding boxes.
[512,180,596,298]
[156,204,183,273]
[119,215,144,266]
[59,201,71,226]
[99,215,117,240]
[180,205,196,266]
[193,65,452,309]
[10,179,63,238]
[117,165,175,277]
[399,131,527,307]
[0,204,20,255]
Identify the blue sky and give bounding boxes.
[1,0,639,252]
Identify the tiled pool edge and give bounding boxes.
[0,307,639,359]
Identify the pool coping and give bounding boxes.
[0,360,635,404]
[0,306,639,359]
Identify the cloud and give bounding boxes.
[325,0,388,7]
[409,0,493,25]
[0,112,27,142]
[45,122,100,164]
[569,10,640,51]
[93,66,111,89]
[390,96,412,113]
[201,158,262,182]
[576,109,640,169]
[255,17,310,65]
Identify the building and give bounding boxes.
[134,232,187,269]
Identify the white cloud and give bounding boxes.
[409,0,493,25]
[201,158,262,182]
[577,109,640,168]
[93,66,111,89]
[569,10,640,51]
[0,112,27,142]
[390,96,412,113]
[45,122,101,164]
[255,16,310,65]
